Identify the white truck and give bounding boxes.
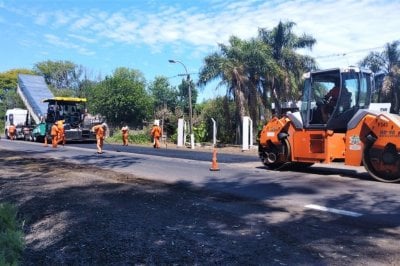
[4,108,33,140]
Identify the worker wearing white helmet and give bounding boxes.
[150,120,162,149]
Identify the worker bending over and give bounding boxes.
[92,123,107,154]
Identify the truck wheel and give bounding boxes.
[363,143,400,183]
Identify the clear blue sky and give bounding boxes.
[1,0,399,102]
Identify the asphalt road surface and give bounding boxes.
[1,139,399,226]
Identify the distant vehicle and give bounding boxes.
[34,97,100,142]
[4,74,102,143]
[4,108,33,140]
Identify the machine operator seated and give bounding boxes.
[320,84,351,123]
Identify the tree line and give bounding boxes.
[1,21,399,144]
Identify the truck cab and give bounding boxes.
[4,108,29,139]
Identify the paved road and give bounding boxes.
[1,139,399,229]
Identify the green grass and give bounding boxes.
[108,131,152,145]
[0,203,24,266]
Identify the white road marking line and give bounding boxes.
[304,204,363,217]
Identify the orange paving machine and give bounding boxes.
[258,67,400,182]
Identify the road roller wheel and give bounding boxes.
[259,138,291,170]
[362,143,400,183]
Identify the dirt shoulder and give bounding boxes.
[1,148,398,265]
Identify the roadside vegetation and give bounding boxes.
[0,203,24,265]
[0,21,399,144]
[108,129,151,145]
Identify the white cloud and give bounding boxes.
[44,34,95,56]
[33,13,49,26]
[4,0,400,67]
[68,33,97,43]
[53,10,76,27]
[71,15,94,30]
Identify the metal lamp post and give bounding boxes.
[168,59,194,149]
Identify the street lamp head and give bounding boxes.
[168,59,176,63]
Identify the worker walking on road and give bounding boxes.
[121,124,129,146]
[8,124,16,140]
[150,120,162,149]
[50,121,59,148]
[92,123,107,154]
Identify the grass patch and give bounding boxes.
[0,203,24,265]
[109,130,152,145]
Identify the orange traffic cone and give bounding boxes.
[43,135,48,147]
[210,148,220,171]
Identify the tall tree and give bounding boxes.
[199,22,316,144]
[88,67,152,128]
[198,36,250,142]
[148,76,178,112]
[34,60,84,93]
[258,21,316,115]
[359,40,400,113]
[0,68,35,112]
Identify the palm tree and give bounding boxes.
[258,21,316,115]
[359,40,400,113]
[198,36,250,142]
[199,22,316,144]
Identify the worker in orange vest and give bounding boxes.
[50,121,59,148]
[150,121,162,149]
[8,124,16,140]
[121,125,129,146]
[92,123,106,154]
[56,120,66,146]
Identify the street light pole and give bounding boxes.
[168,59,195,149]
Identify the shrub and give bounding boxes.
[0,203,24,265]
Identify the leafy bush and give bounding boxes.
[0,203,24,265]
[128,133,151,144]
[193,122,207,143]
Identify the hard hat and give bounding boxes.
[154,120,159,126]
[102,123,107,127]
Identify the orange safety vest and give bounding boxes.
[57,121,65,134]
[92,125,105,139]
[8,125,16,134]
[51,124,59,136]
[151,125,162,138]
